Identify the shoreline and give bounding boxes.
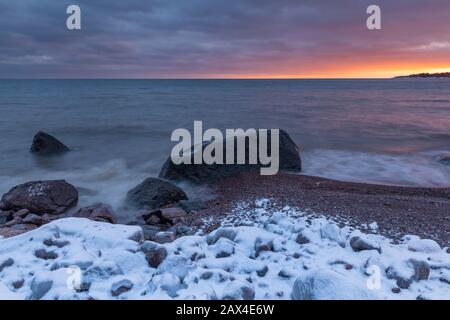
[199,172,450,246]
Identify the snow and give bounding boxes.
[0,200,449,300]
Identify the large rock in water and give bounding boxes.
[159,129,301,184]
[30,131,69,155]
[126,178,187,210]
[0,180,78,215]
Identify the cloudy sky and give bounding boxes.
[1,0,449,78]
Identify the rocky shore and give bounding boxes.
[0,130,449,300]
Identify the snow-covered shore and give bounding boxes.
[0,199,449,300]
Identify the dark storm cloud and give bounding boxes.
[0,0,449,78]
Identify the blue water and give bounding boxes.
[0,79,449,212]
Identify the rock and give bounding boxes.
[111,279,134,297]
[176,199,206,213]
[222,281,255,300]
[0,257,14,272]
[126,177,187,210]
[437,153,450,166]
[144,207,188,226]
[0,211,12,225]
[409,259,430,281]
[73,203,116,223]
[256,265,269,277]
[14,208,30,218]
[140,241,168,268]
[10,223,37,232]
[206,227,237,245]
[23,213,42,225]
[12,279,24,289]
[43,238,70,248]
[320,223,345,247]
[295,233,310,245]
[255,238,273,257]
[141,225,161,241]
[29,276,53,300]
[30,131,69,155]
[213,238,235,258]
[153,231,176,244]
[35,249,58,260]
[168,223,193,236]
[385,266,412,289]
[157,256,191,280]
[292,269,374,300]
[159,129,301,184]
[391,287,401,294]
[407,237,441,253]
[3,218,22,227]
[349,236,380,253]
[0,180,78,215]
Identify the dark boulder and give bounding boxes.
[126,178,187,210]
[159,129,301,184]
[30,131,69,156]
[0,180,78,215]
[437,154,450,166]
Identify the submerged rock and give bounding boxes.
[126,178,187,210]
[0,180,78,215]
[30,131,69,156]
[159,129,301,184]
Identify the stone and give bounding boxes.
[159,129,301,184]
[320,223,345,247]
[141,225,161,241]
[409,259,430,281]
[206,227,237,245]
[29,277,53,300]
[23,213,42,225]
[14,209,30,218]
[111,279,134,297]
[35,249,58,260]
[349,236,380,253]
[0,257,14,272]
[292,269,374,300]
[0,211,12,225]
[0,180,78,215]
[222,281,255,300]
[407,238,441,253]
[30,131,69,155]
[73,203,116,223]
[126,177,187,210]
[255,239,273,257]
[140,241,168,268]
[213,238,235,258]
[153,231,176,244]
[176,199,206,213]
[256,265,269,277]
[295,233,310,245]
[12,279,24,289]
[386,266,412,289]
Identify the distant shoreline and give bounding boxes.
[394,72,450,79]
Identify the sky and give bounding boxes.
[0,0,449,78]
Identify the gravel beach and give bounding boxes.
[200,172,450,246]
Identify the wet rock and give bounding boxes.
[153,231,176,244]
[140,241,168,268]
[29,277,53,300]
[0,180,78,215]
[0,257,14,272]
[126,177,187,210]
[159,129,301,184]
[206,227,237,245]
[176,199,206,213]
[30,131,69,156]
[0,211,13,225]
[349,236,380,253]
[111,279,134,297]
[35,249,58,260]
[141,225,161,241]
[168,223,193,236]
[23,213,42,225]
[74,203,116,223]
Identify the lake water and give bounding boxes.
[0,79,449,211]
